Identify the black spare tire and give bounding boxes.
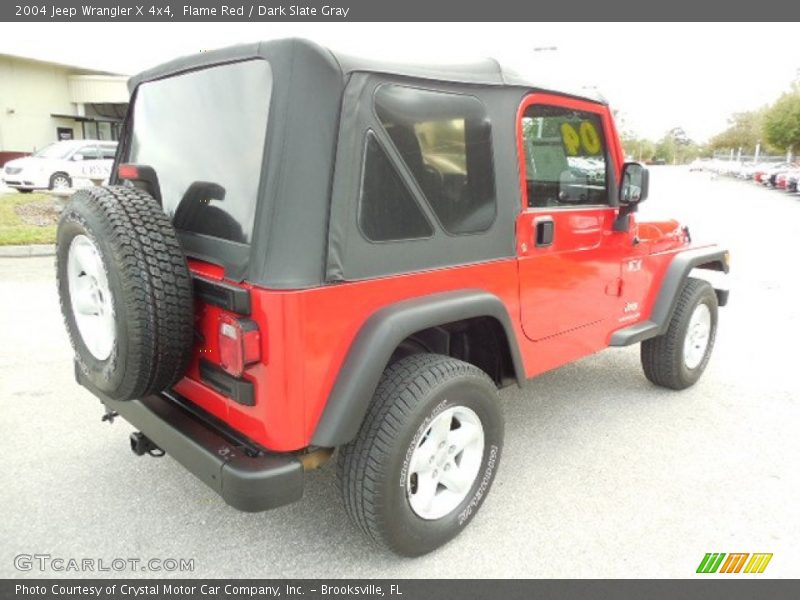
[56,185,194,401]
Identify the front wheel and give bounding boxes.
[337,354,503,556]
[50,172,72,190]
[641,277,718,390]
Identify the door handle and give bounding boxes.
[534,216,554,247]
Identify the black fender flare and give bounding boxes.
[310,289,525,447]
[610,246,729,346]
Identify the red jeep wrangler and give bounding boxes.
[56,39,729,556]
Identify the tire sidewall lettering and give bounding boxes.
[458,443,499,527]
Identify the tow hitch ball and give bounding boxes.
[129,432,165,457]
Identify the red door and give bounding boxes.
[515,94,625,341]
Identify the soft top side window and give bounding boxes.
[358,132,434,243]
[374,85,497,235]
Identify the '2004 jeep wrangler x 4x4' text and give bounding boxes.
[56,39,729,556]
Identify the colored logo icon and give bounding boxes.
[697,553,773,574]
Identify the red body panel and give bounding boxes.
[515,94,629,341]
[175,93,695,452]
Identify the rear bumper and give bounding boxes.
[94,387,305,512]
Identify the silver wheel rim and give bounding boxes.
[52,175,70,189]
[683,303,711,370]
[406,405,484,520]
[67,235,115,360]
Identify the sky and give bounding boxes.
[1,22,798,143]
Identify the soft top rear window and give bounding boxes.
[128,59,272,245]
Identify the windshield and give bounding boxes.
[33,143,74,159]
[128,59,272,245]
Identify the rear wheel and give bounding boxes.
[641,277,718,390]
[56,185,194,401]
[338,354,503,556]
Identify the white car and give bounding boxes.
[1,140,117,193]
[688,158,709,172]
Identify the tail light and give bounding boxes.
[117,163,162,201]
[117,164,139,179]
[218,314,261,377]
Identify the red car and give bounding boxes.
[55,39,729,556]
[774,166,800,190]
[753,168,771,183]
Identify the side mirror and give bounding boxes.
[620,162,649,205]
[614,162,649,233]
[71,154,84,162]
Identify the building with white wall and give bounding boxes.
[0,53,128,165]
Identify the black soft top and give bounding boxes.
[125,39,606,288]
[129,37,605,102]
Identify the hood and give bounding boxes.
[4,156,52,171]
[637,218,690,254]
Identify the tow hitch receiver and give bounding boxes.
[129,432,165,457]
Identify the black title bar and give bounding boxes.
[3,0,800,21]
[4,579,800,600]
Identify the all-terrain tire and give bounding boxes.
[641,277,718,390]
[56,185,194,401]
[337,354,503,556]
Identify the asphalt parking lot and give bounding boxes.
[1,167,798,578]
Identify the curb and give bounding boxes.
[0,244,55,258]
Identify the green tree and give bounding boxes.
[667,126,692,146]
[619,132,656,161]
[709,110,766,153]
[763,85,800,154]
[655,127,704,164]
